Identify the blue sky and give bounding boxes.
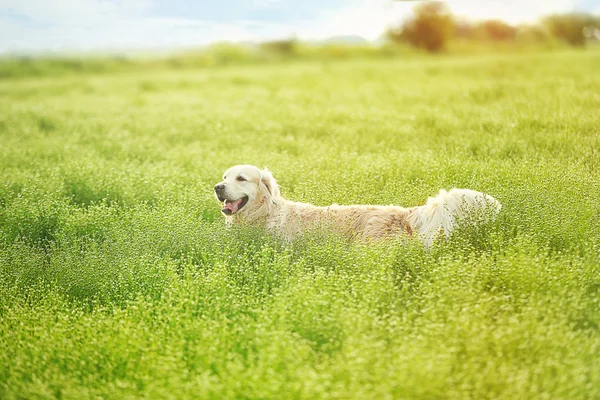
[1,0,599,53]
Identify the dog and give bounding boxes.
[214,164,501,246]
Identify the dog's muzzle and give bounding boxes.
[214,184,248,215]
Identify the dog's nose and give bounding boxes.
[214,184,225,192]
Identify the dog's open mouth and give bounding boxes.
[220,196,248,215]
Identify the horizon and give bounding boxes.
[1,0,600,54]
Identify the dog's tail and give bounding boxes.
[410,188,501,247]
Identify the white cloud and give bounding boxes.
[296,0,411,40]
[0,0,153,25]
[253,0,281,8]
[449,0,578,23]
[0,0,272,52]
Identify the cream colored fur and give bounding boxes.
[214,165,501,246]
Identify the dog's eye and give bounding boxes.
[236,176,247,182]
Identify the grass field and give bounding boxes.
[1,49,599,399]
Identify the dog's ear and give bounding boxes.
[260,168,280,199]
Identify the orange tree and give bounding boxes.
[388,2,455,52]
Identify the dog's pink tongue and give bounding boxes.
[223,199,241,213]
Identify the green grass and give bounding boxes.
[1,49,599,399]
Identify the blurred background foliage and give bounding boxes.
[1,1,598,79]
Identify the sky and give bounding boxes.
[1,0,599,53]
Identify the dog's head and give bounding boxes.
[214,165,281,219]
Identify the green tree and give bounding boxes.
[478,20,517,41]
[455,19,517,41]
[542,13,598,46]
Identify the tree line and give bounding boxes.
[387,2,600,52]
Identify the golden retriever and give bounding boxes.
[214,164,501,246]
